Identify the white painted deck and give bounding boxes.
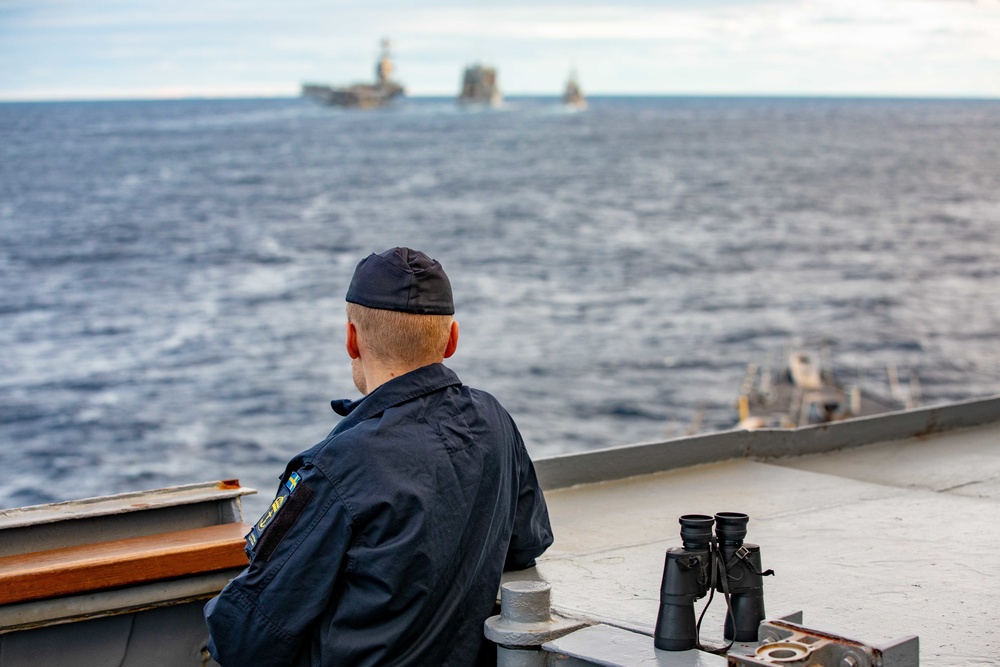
[507,397,1000,667]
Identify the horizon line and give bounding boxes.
[3,91,1000,104]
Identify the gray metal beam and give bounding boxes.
[0,481,256,557]
[534,395,1000,490]
[0,570,240,633]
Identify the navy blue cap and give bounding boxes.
[345,247,454,315]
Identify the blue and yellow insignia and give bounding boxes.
[245,471,303,559]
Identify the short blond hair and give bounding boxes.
[346,302,453,367]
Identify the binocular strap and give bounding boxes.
[694,547,774,655]
[694,551,734,654]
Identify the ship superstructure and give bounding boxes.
[737,349,911,430]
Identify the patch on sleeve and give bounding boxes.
[245,471,314,561]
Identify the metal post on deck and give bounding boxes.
[484,581,585,667]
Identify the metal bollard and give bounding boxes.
[484,581,586,667]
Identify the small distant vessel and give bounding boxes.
[302,39,405,109]
[736,349,913,430]
[562,71,586,109]
[459,64,501,107]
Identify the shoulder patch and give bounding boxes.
[244,472,314,561]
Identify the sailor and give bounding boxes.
[205,247,553,666]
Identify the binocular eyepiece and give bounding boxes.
[679,514,714,551]
[714,511,749,547]
[653,512,771,652]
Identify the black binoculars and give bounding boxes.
[653,512,771,652]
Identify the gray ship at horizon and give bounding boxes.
[458,63,502,107]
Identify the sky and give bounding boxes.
[1,0,999,101]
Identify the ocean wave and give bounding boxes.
[2,97,999,510]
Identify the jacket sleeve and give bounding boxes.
[204,463,352,667]
[504,439,554,571]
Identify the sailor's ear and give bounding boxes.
[345,322,361,360]
[443,320,459,359]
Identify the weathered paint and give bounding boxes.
[0,481,254,666]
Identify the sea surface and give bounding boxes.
[1,96,999,517]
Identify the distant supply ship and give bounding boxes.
[458,64,501,107]
[562,71,586,109]
[302,39,405,109]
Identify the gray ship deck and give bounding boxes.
[506,396,1000,666]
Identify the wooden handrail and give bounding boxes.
[0,523,250,606]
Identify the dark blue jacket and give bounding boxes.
[205,364,553,666]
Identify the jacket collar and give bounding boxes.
[330,363,462,433]
[277,365,463,485]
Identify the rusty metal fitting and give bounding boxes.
[727,619,917,667]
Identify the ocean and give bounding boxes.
[1,96,998,517]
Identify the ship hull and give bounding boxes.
[302,84,404,109]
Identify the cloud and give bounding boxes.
[1,0,999,99]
